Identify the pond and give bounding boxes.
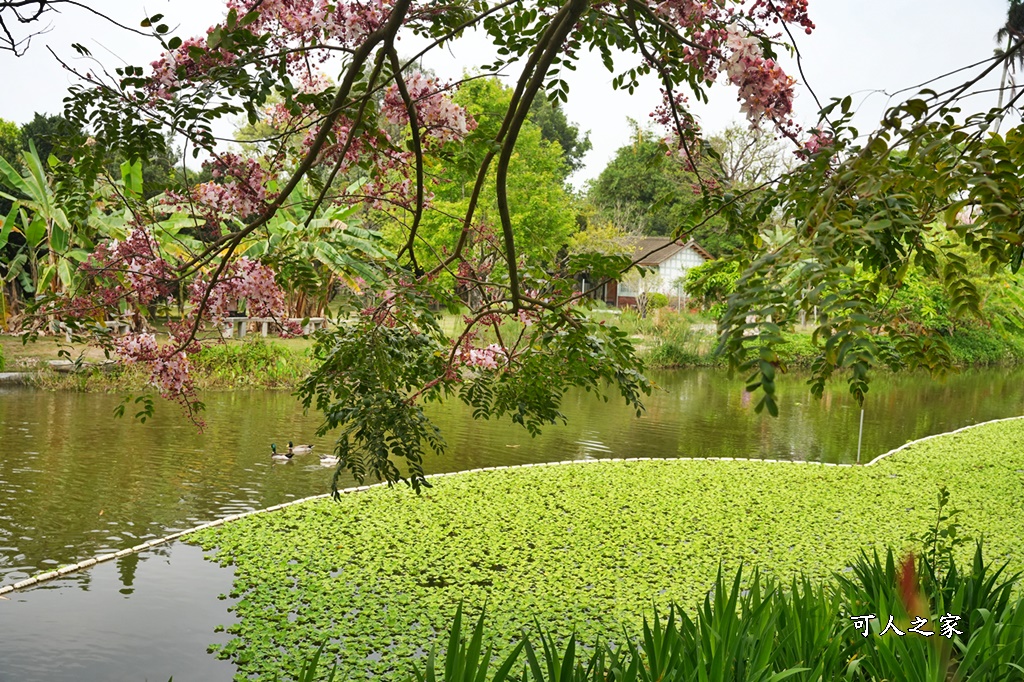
[2,367,1024,680]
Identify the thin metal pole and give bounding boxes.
[857,407,865,464]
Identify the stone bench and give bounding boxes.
[54,320,133,342]
[222,317,327,339]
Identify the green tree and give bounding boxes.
[388,77,576,278]
[0,142,87,299]
[588,122,681,237]
[588,122,740,254]
[0,118,20,216]
[994,0,1024,133]
[20,113,82,163]
[715,92,1024,416]
[35,0,1024,490]
[0,118,20,168]
[588,122,790,255]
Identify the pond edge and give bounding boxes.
[3,413,1021,595]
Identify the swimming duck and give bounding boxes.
[271,443,293,461]
[288,441,315,455]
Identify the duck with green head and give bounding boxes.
[271,443,293,461]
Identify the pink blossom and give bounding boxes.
[189,257,288,324]
[463,343,505,369]
[148,36,237,100]
[82,227,174,307]
[722,24,797,129]
[113,332,195,399]
[801,130,833,155]
[749,0,815,34]
[383,72,477,143]
[192,153,272,220]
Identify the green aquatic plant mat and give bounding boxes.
[188,419,1024,680]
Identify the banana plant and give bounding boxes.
[0,142,91,297]
[240,180,393,319]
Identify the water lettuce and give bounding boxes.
[188,419,1024,680]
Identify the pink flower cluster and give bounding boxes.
[325,0,391,45]
[652,0,716,28]
[145,0,387,106]
[722,25,796,128]
[113,332,195,399]
[462,343,505,369]
[645,0,813,141]
[193,153,272,220]
[223,0,389,49]
[800,130,834,156]
[749,0,815,34]
[188,257,288,324]
[83,227,174,307]
[383,72,476,143]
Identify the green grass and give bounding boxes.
[602,308,1024,370]
[27,338,313,391]
[188,418,1024,681]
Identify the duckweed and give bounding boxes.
[188,419,1024,680]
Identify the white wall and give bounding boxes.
[618,246,708,299]
[653,246,707,295]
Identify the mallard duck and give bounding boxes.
[271,443,293,461]
[319,454,341,467]
[288,441,315,455]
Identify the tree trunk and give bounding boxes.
[995,36,1013,134]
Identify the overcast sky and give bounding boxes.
[0,1,1013,188]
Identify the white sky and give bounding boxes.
[0,0,1013,189]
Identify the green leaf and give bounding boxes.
[25,212,46,248]
[120,159,143,198]
[0,200,18,249]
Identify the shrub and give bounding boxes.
[685,260,741,311]
[647,292,669,310]
[192,339,311,388]
[946,325,1024,366]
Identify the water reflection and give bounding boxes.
[1,367,1024,589]
[2,542,236,682]
[117,552,139,594]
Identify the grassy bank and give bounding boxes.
[604,308,1024,369]
[189,418,1024,680]
[4,337,314,391]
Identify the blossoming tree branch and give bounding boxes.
[13,0,1024,490]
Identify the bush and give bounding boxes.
[641,310,718,367]
[946,325,1024,366]
[647,292,669,310]
[776,331,821,366]
[0,342,5,372]
[685,260,741,311]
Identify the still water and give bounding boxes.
[2,367,1024,680]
